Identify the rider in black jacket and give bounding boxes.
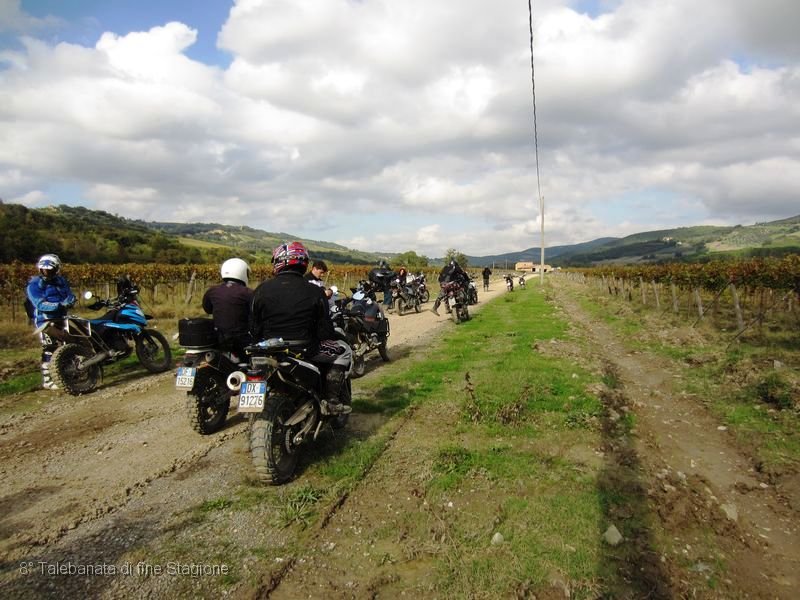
[202,258,253,356]
[432,259,468,315]
[251,242,352,415]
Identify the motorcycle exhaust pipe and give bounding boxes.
[78,350,111,371]
[226,371,247,391]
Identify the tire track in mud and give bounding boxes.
[550,279,800,598]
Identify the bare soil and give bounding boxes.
[1,277,798,599]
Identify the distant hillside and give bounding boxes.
[140,220,381,264]
[0,202,383,266]
[553,216,800,266]
[2,200,797,269]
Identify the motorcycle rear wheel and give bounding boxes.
[419,289,430,303]
[51,343,100,395]
[135,329,172,373]
[250,393,300,485]
[186,370,230,435]
[414,300,421,313]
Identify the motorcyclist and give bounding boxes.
[431,259,468,316]
[368,260,395,309]
[25,254,76,390]
[482,266,492,292]
[250,242,352,415]
[202,258,254,357]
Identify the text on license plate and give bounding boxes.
[175,367,196,389]
[238,381,266,412]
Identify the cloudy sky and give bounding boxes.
[1,0,799,257]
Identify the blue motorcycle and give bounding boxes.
[35,282,172,395]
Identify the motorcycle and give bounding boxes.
[389,277,421,315]
[414,273,430,304]
[34,284,172,395]
[332,282,390,377]
[228,338,352,485]
[442,280,470,324]
[518,276,527,289]
[175,317,246,435]
[505,275,514,291]
[467,278,479,305]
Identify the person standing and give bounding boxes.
[482,266,492,292]
[202,258,253,357]
[25,254,76,390]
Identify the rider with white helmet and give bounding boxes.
[202,258,254,356]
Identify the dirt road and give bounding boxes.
[1,275,798,599]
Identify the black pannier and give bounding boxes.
[178,317,218,348]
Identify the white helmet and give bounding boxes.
[220,258,251,285]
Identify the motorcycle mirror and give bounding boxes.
[83,291,94,300]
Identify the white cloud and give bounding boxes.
[0,0,799,257]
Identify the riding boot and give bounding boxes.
[41,362,58,391]
[321,365,351,415]
[431,298,440,316]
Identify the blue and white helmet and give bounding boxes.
[36,254,62,280]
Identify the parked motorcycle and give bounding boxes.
[175,317,245,435]
[442,280,470,323]
[332,283,390,377]
[467,278,479,305]
[228,338,352,485]
[389,277,421,315]
[35,284,171,395]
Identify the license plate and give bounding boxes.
[238,381,267,413]
[175,367,196,389]
[448,297,457,308]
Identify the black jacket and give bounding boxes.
[482,267,492,280]
[202,280,253,343]
[438,264,468,285]
[250,271,334,347]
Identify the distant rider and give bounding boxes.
[25,254,76,390]
[202,258,254,357]
[368,260,395,309]
[250,242,352,415]
[431,259,468,316]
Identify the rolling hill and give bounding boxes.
[1,200,798,268]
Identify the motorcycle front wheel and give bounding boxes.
[135,329,172,373]
[186,370,230,435]
[250,393,300,485]
[51,343,100,395]
[419,289,430,303]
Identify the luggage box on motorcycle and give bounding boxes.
[178,317,218,348]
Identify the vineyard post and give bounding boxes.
[185,271,197,305]
[693,288,704,321]
[671,283,679,313]
[153,284,158,303]
[729,284,744,331]
[639,277,646,305]
[651,280,661,310]
[105,282,110,298]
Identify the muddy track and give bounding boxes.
[549,280,800,598]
